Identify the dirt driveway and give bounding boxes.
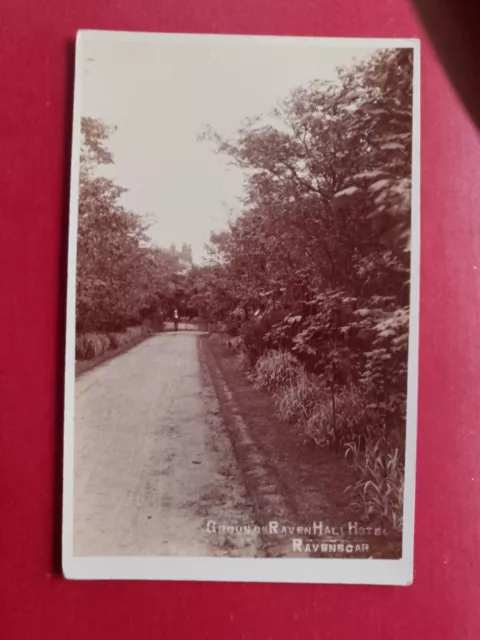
[74,332,262,557]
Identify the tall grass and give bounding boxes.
[276,369,323,427]
[75,326,151,361]
[253,349,302,391]
[345,438,404,532]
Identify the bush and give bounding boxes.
[76,325,151,361]
[75,333,111,360]
[108,332,125,349]
[253,350,302,392]
[276,369,323,425]
[304,384,381,448]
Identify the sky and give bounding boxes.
[80,34,382,262]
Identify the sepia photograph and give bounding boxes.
[63,31,420,584]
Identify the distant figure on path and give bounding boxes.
[174,309,179,332]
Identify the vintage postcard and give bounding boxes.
[63,30,420,584]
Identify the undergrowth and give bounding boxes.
[345,438,404,532]
[224,340,405,532]
[76,326,151,361]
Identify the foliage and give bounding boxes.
[76,326,151,361]
[275,368,325,427]
[253,352,378,449]
[345,438,404,532]
[247,346,405,528]
[253,350,302,391]
[76,118,181,333]
[303,384,377,448]
[196,48,413,531]
[76,333,111,360]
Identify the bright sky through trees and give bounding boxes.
[82,36,380,262]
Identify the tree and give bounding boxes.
[198,48,413,438]
[76,118,178,332]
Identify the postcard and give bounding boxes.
[63,30,420,584]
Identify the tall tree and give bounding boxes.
[76,118,178,332]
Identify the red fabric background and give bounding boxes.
[1,0,479,638]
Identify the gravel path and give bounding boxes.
[73,332,261,557]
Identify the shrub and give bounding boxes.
[272,369,372,448]
[253,350,302,392]
[276,369,324,426]
[75,333,111,360]
[304,384,381,448]
[108,332,124,349]
[76,325,150,361]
